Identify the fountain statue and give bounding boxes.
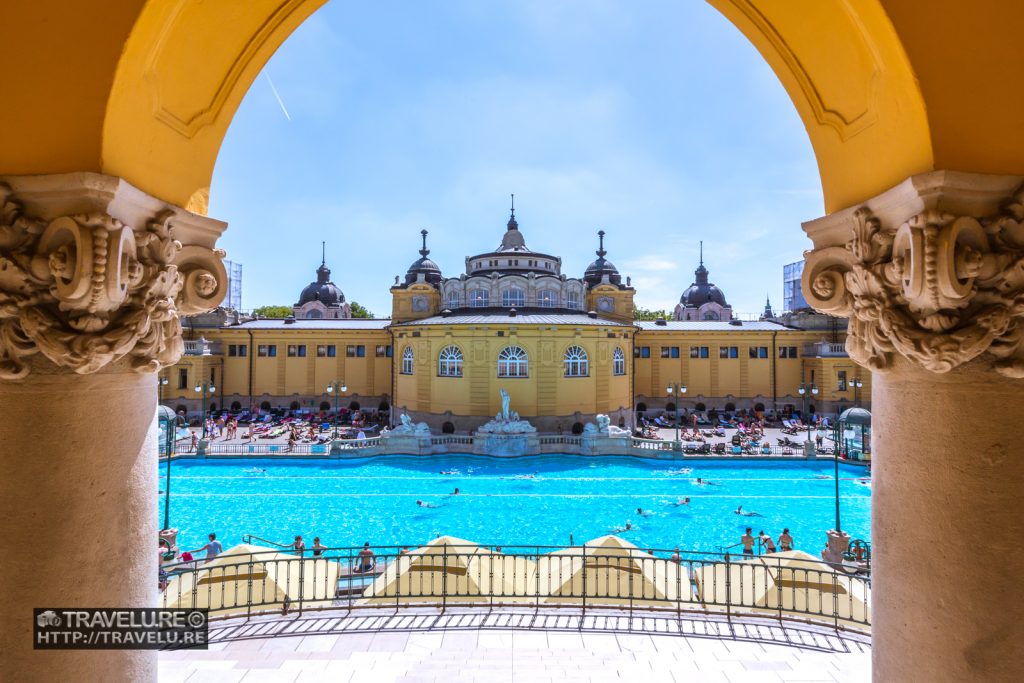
[477,389,536,434]
[583,414,631,437]
[383,413,431,436]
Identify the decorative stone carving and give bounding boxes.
[803,187,1024,377]
[0,183,226,379]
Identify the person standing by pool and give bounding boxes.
[759,531,776,553]
[778,528,793,551]
[191,533,223,562]
[741,528,756,556]
[292,535,305,555]
[311,537,326,557]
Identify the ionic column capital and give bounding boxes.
[801,170,1024,378]
[0,173,227,380]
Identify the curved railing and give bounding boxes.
[159,543,871,632]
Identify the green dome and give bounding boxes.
[839,407,871,426]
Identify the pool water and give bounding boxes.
[160,456,871,554]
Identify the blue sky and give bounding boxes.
[210,0,823,318]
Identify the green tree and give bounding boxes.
[632,306,669,321]
[252,305,293,318]
[349,301,374,318]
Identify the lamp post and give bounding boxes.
[158,375,168,405]
[326,381,347,439]
[194,380,216,439]
[797,382,819,445]
[163,412,186,532]
[666,382,687,443]
[852,377,864,408]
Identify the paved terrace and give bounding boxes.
[159,608,870,682]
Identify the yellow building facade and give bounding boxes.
[165,213,869,428]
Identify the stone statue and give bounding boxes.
[384,413,431,436]
[591,414,631,437]
[500,388,511,421]
[477,388,536,434]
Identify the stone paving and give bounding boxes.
[159,609,870,682]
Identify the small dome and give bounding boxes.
[839,407,872,426]
[404,229,443,285]
[297,263,346,306]
[583,230,621,286]
[679,255,728,306]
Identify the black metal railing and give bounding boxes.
[159,542,871,631]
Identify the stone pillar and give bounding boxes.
[802,171,1024,682]
[0,174,226,682]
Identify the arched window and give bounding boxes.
[537,289,557,307]
[437,345,464,377]
[497,346,528,378]
[305,309,322,319]
[230,401,242,411]
[401,346,414,374]
[469,289,489,307]
[319,401,331,411]
[502,288,525,307]
[567,291,580,309]
[446,291,460,309]
[613,347,625,375]
[563,345,589,377]
[703,310,720,321]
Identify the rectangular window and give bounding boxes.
[724,346,738,359]
[779,345,799,358]
[287,344,306,357]
[759,346,768,359]
[700,346,709,359]
[749,346,758,359]
[376,345,387,357]
[720,346,729,359]
[661,347,671,358]
[671,346,680,358]
[346,345,356,357]
[356,345,366,357]
[317,345,326,357]
[317,345,336,357]
[228,344,236,357]
[228,344,247,357]
[386,345,393,357]
[636,346,650,358]
[838,371,848,391]
[258,345,277,357]
[690,346,701,359]
[177,368,188,389]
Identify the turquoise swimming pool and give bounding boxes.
[159,455,871,554]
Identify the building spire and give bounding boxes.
[699,240,703,267]
[419,229,430,257]
[596,229,607,258]
[507,194,518,231]
[321,240,326,266]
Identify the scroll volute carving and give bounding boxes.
[0,185,226,379]
[802,189,1024,377]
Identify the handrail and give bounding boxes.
[240,534,294,548]
[159,542,872,631]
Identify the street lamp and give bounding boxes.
[797,382,819,446]
[326,381,347,439]
[194,380,216,439]
[666,383,687,442]
[852,377,864,407]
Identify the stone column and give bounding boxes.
[0,174,226,682]
[802,171,1024,682]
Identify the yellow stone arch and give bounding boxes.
[3,1,1023,213]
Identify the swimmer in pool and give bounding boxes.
[440,470,459,475]
[610,521,633,533]
[735,505,764,517]
[669,497,691,507]
[695,477,720,486]
[416,500,440,508]
[636,507,654,517]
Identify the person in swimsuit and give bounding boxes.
[759,531,777,553]
[636,507,653,517]
[778,528,793,551]
[311,537,326,557]
[356,542,375,573]
[192,533,223,562]
[292,535,305,555]
[741,528,756,556]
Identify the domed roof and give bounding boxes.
[679,247,728,306]
[583,230,622,287]
[839,407,872,426]
[297,261,346,307]
[404,229,443,285]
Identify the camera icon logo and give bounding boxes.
[37,610,61,628]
